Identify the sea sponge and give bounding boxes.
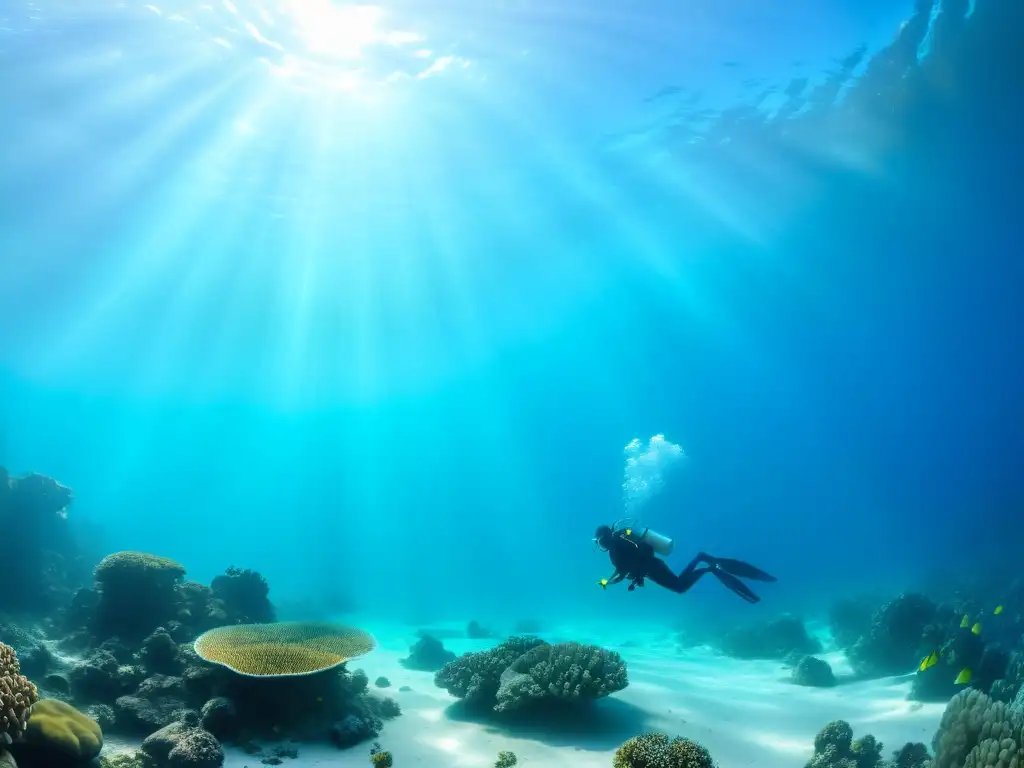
[22,698,103,760]
[0,642,38,744]
[193,622,377,677]
[493,641,629,712]
[613,732,716,768]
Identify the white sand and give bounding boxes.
[104,620,946,767]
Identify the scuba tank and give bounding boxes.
[612,518,675,556]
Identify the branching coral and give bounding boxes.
[613,732,715,768]
[0,641,38,744]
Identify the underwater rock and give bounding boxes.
[93,552,187,643]
[140,628,182,676]
[373,676,390,688]
[199,697,238,741]
[0,470,83,616]
[829,597,878,650]
[718,614,821,660]
[466,620,493,639]
[209,567,275,626]
[142,718,224,768]
[848,593,936,677]
[792,656,837,687]
[85,703,117,732]
[328,714,381,749]
[400,635,456,672]
[114,675,190,733]
[69,650,122,703]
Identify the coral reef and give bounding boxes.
[805,720,883,768]
[0,641,38,743]
[494,750,518,767]
[931,688,1024,768]
[792,656,837,688]
[400,634,455,672]
[829,597,878,650]
[209,567,275,625]
[493,641,629,713]
[434,636,547,710]
[847,593,936,677]
[193,621,376,677]
[12,698,103,765]
[435,636,628,715]
[888,742,930,768]
[142,714,224,768]
[93,552,187,641]
[0,469,87,615]
[717,615,821,660]
[613,732,716,768]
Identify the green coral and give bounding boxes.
[23,699,102,760]
[370,750,393,767]
[613,732,715,768]
[495,751,517,767]
[494,641,628,713]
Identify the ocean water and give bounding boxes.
[1,0,1022,765]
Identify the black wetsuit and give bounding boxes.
[602,529,776,603]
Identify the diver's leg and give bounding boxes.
[647,558,710,593]
[711,570,761,603]
[713,558,777,582]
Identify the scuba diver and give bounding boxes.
[594,521,777,603]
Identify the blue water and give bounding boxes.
[1,0,1021,639]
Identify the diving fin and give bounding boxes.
[712,569,761,603]
[713,557,777,582]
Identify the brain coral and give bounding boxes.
[193,622,376,677]
[23,699,103,760]
[0,642,38,744]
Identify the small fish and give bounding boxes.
[919,651,939,672]
[995,605,1004,615]
[598,579,609,589]
[960,615,970,628]
[954,668,972,685]
[971,622,982,636]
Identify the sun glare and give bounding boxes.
[283,1,397,59]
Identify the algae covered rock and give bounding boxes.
[792,656,837,688]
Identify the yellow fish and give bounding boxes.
[971,623,982,636]
[960,615,969,628]
[598,579,609,589]
[625,528,632,536]
[954,668,972,685]
[919,651,939,672]
[995,605,1004,615]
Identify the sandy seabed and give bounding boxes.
[106,620,946,768]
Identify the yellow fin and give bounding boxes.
[995,605,1004,615]
[960,615,969,628]
[954,668,972,685]
[971,622,982,635]
[919,651,939,672]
